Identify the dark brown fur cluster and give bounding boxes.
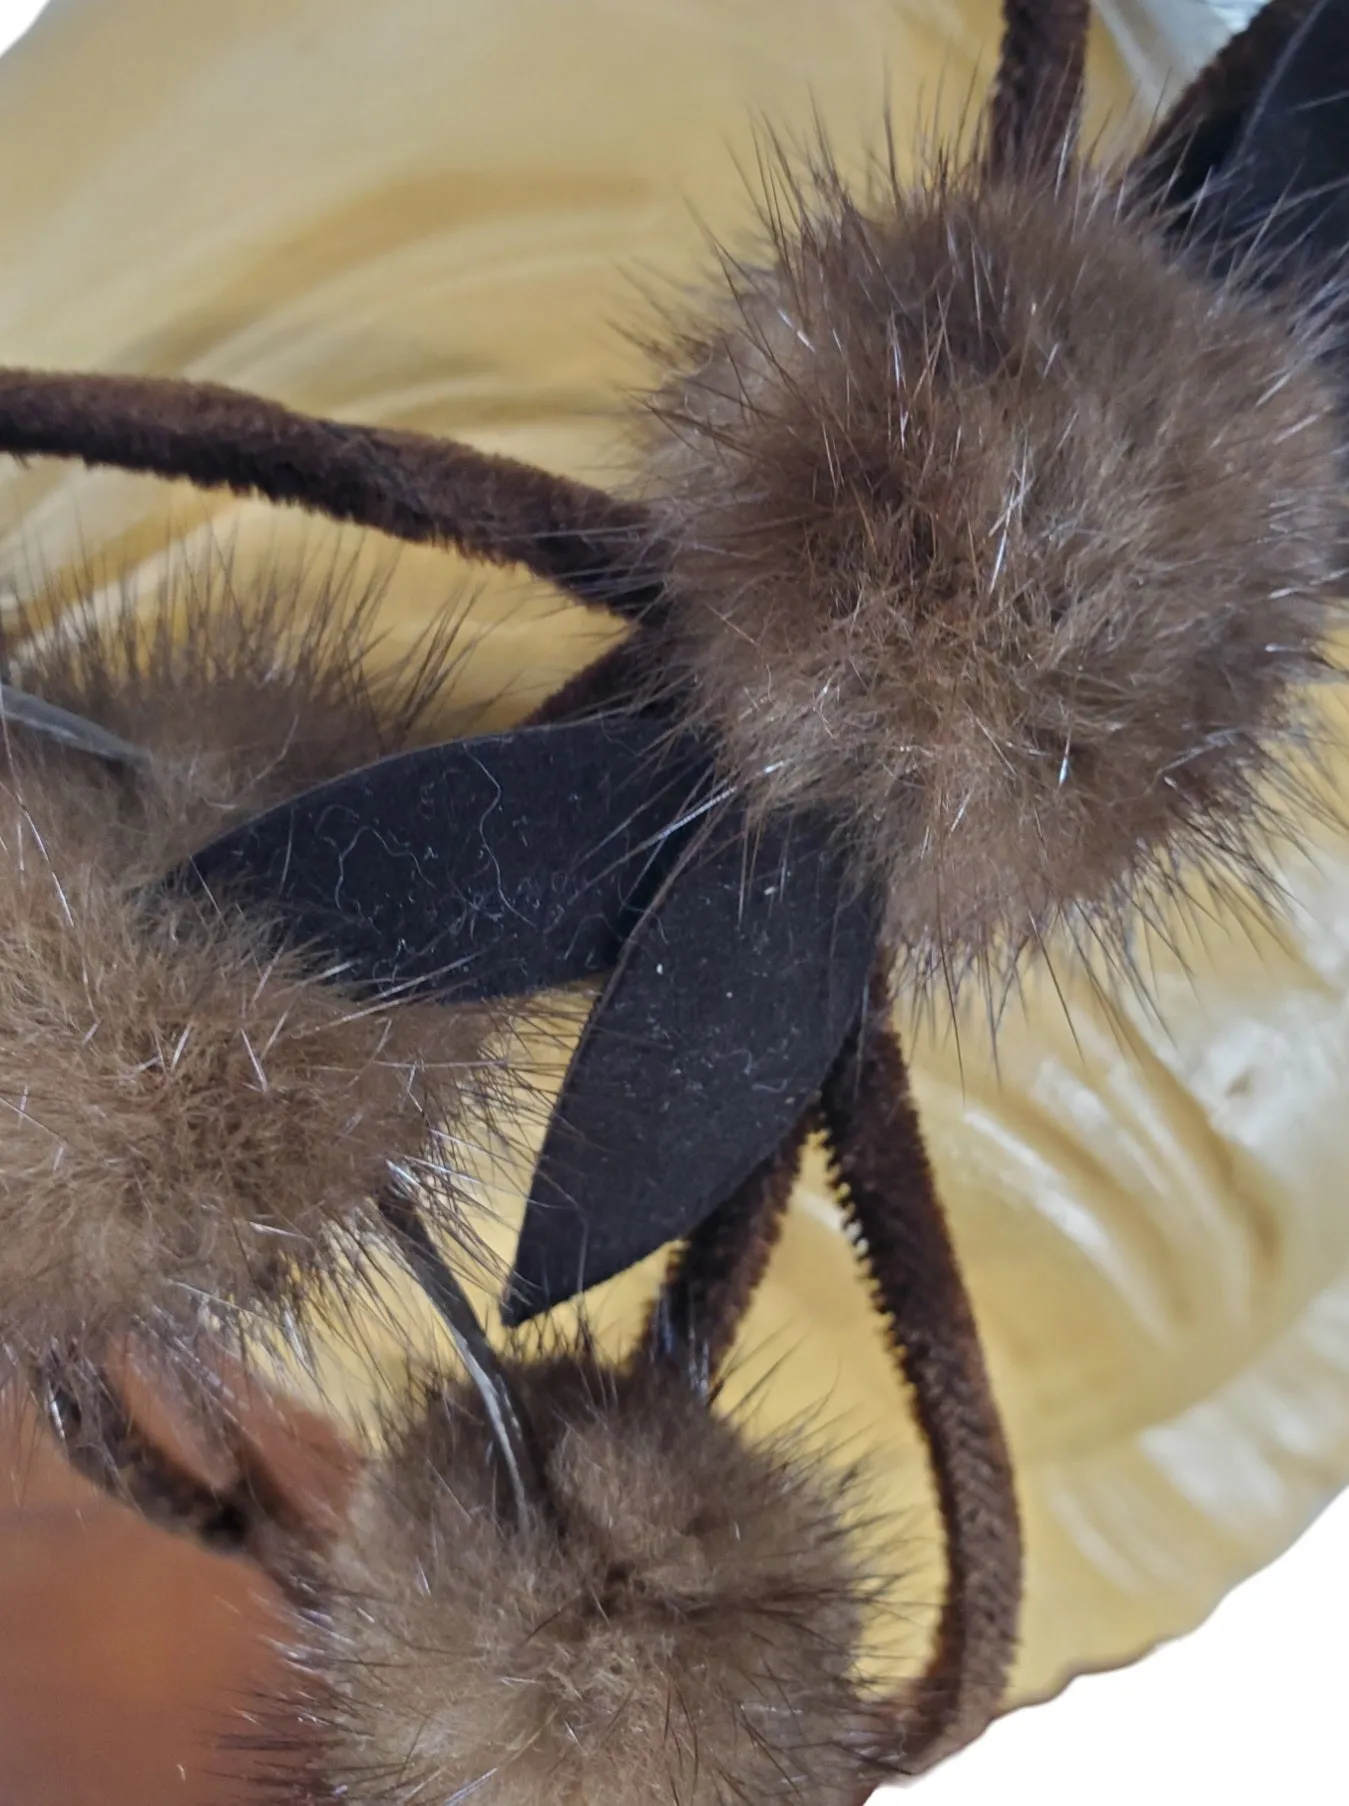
[297,1354,878,1805]
[0,567,484,1362]
[644,153,1346,985]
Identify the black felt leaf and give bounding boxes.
[504,809,881,1321]
[179,717,713,1003]
[1194,0,1349,276]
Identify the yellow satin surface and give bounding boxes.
[1,0,1347,1709]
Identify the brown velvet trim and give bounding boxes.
[645,1113,811,1384]
[987,0,1091,177]
[820,969,1022,1773]
[0,368,665,619]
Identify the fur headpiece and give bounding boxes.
[643,150,1344,985]
[0,568,485,1365]
[291,1356,882,1805]
[0,2,1342,1801]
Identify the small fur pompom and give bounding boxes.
[298,1355,878,1804]
[0,568,484,1362]
[643,153,1347,986]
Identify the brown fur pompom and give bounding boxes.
[644,152,1346,987]
[297,1354,879,1804]
[0,564,485,1362]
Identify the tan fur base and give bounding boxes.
[296,1354,884,1805]
[0,565,485,1360]
[645,151,1346,989]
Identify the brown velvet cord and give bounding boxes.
[643,968,1021,1778]
[525,630,652,725]
[820,969,1022,1774]
[987,0,1091,177]
[38,1364,278,1557]
[0,369,665,619]
[645,1113,811,1384]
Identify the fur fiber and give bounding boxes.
[0,561,485,1363]
[298,1353,881,1805]
[643,150,1347,990]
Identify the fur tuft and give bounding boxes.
[642,149,1347,988]
[296,1354,880,1804]
[0,560,485,1361]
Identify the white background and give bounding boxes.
[0,0,1343,1800]
[901,1495,1349,1802]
